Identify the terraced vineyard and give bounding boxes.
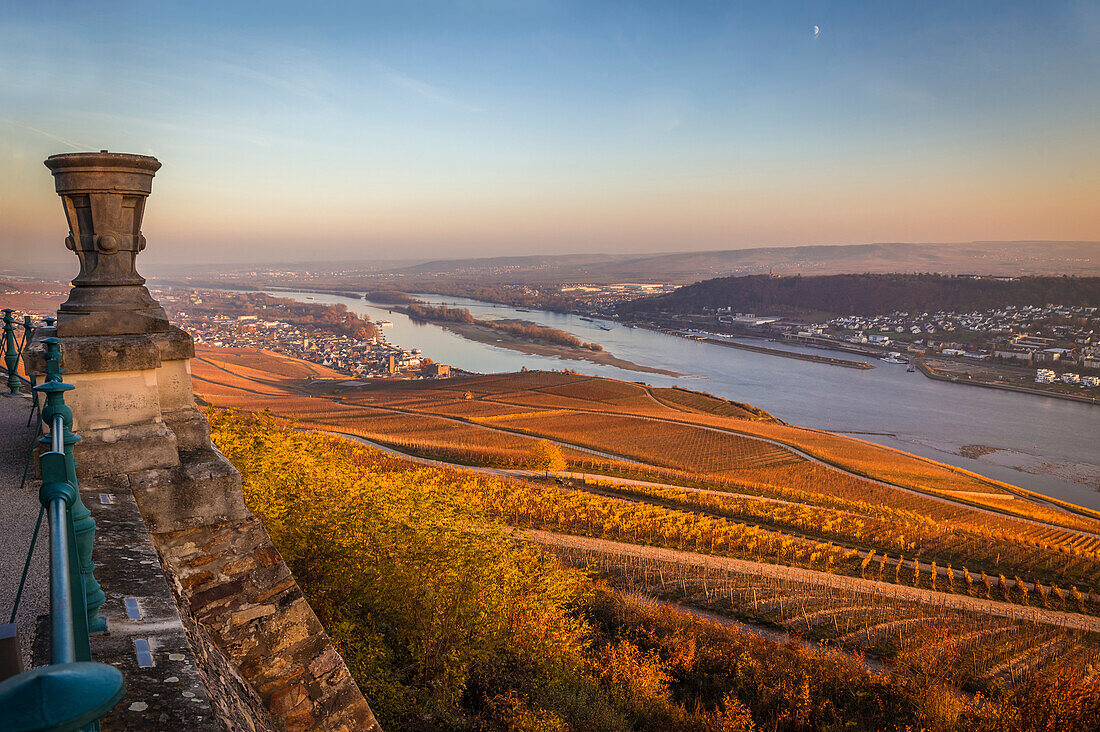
[305,410,632,469]
[196,347,346,379]
[648,385,775,420]
[549,545,1100,694]
[592,479,1100,590]
[482,411,803,472]
[193,351,1100,717]
[196,362,1100,592]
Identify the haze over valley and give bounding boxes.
[3,1,1100,730]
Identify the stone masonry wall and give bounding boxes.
[153,513,380,732]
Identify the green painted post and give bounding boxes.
[2,309,19,394]
[0,449,123,729]
[20,316,37,410]
[26,329,61,428]
[19,315,33,351]
[44,316,57,328]
[0,661,124,731]
[42,337,65,383]
[36,377,107,635]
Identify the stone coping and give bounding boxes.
[31,475,224,730]
[24,326,195,374]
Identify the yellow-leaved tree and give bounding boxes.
[529,439,567,477]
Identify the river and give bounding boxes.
[271,290,1100,510]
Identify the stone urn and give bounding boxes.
[44,151,169,337]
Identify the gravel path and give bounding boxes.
[0,393,47,670]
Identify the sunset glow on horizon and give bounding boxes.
[2,1,1098,265]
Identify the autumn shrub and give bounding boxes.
[972,667,1100,732]
[210,409,615,729]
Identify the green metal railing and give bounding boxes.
[2,309,44,400]
[2,309,21,395]
[0,336,124,730]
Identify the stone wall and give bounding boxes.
[26,331,382,730]
[154,513,379,732]
[66,469,225,731]
[80,437,381,732]
[172,611,278,732]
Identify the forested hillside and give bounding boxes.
[619,274,1100,317]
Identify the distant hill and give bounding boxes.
[395,253,620,276]
[385,241,1100,284]
[134,241,1100,291]
[619,274,1100,318]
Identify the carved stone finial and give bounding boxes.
[44,152,169,337]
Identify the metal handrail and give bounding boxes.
[51,413,64,452]
[2,308,23,394]
[45,465,77,666]
[0,309,39,392]
[0,340,124,731]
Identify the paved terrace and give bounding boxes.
[0,389,222,729]
[0,393,47,670]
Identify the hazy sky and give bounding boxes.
[2,1,1099,266]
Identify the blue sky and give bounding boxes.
[2,1,1098,264]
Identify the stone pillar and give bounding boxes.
[27,152,217,479]
[45,152,169,338]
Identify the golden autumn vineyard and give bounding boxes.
[195,346,1100,730]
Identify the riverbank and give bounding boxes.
[648,327,874,369]
[432,319,683,376]
[696,335,874,369]
[381,298,685,377]
[916,358,1100,407]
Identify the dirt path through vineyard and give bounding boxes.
[347,400,1100,541]
[519,529,1100,633]
[318,429,1090,601]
